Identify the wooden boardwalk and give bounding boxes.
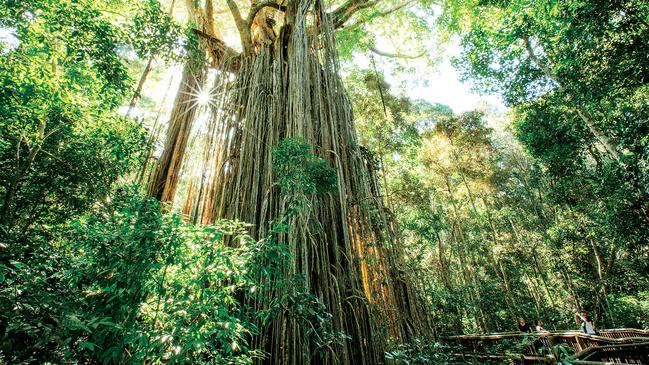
[446,329,649,364]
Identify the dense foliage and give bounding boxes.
[1,0,647,363]
[0,1,331,362]
[347,63,649,337]
[0,186,335,363]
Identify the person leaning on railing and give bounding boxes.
[574,311,597,335]
[518,319,533,333]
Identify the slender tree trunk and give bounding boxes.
[442,175,488,332]
[127,59,154,116]
[589,238,616,326]
[522,35,620,163]
[147,66,206,202]
[138,74,176,187]
[126,0,177,116]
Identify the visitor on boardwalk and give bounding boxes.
[575,311,596,335]
[533,319,551,354]
[518,319,532,333]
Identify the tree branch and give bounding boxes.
[225,0,253,53]
[192,28,241,70]
[522,35,559,85]
[522,35,620,163]
[369,45,425,59]
[246,1,286,25]
[205,0,223,39]
[345,0,416,29]
[330,0,379,29]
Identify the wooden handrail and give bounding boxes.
[572,341,649,364]
[446,328,649,341]
[445,328,649,364]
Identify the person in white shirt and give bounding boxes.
[574,311,596,335]
[534,319,551,354]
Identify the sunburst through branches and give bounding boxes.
[180,74,219,111]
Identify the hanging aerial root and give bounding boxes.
[170,0,431,363]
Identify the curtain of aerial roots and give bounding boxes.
[174,1,430,363]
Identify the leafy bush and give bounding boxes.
[608,292,649,329]
[272,137,337,208]
[385,338,467,365]
[1,186,340,364]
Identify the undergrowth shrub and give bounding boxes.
[0,186,336,364]
[385,338,467,365]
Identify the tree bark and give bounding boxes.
[150,0,430,363]
[147,66,206,202]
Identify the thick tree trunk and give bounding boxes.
[161,1,429,363]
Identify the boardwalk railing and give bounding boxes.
[597,328,649,340]
[572,342,649,364]
[446,328,649,364]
